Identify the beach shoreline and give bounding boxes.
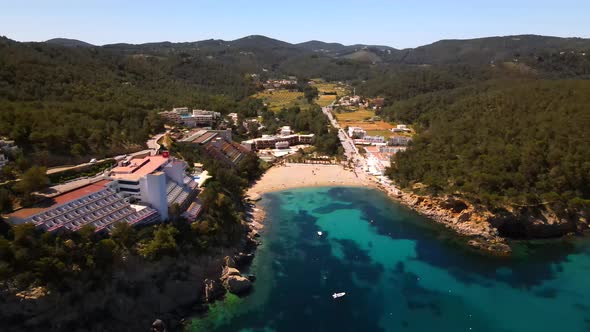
[245,163,511,255]
[247,163,374,199]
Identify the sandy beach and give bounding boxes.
[247,163,373,198]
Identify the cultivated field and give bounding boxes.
[334,109,375,122]
[317,94,337,107]
[366,129,395,137]
[345,121,395,131]
[313,82,349,96]
[334,108,395,134]
[254,89,308,112]
[312,80,349,107]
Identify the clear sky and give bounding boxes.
[1,0,588,48]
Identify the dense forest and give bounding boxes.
[0,36,256,166]
[385,80,590,218]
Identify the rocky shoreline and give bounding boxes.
[390,189,512,255]
[379,184,588,256]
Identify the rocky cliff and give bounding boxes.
[398,192,511,255]
[489,205,587,238]
[395,190,589,255]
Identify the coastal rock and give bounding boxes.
[244,235,261,251]
[221,266,241,281]
[203,279,225,303]
[224,255,236,268]
[397,192,510,255]
[224,275,252,295]
[400,188,581,254]
[490,207,579,238]
[457,212,472,223]
[220,265,253,295]
[468,239,511,256]
[234,252,255,268]
[440,197,468,213]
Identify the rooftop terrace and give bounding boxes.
[110,155,169,179]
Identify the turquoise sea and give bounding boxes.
[191,187,590,332]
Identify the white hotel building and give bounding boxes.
[8,154,199,233]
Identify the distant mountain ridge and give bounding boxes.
[401,34,590,64]
[45,38,95,47]
[296,40,397,55]
[40,34,590,65]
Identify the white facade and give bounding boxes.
[163,161,186,185]
[364,136,385,144]
[275,141,289,149]
[140,172,169,220]
[110,156,196,221]
[348,126,366,138]
[172,107,190,114]
[392,124,411,133]
[389,136,412,146]
[280,126,293,136]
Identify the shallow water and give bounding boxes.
[191,187,590,332]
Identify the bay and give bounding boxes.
[191,187,590,332]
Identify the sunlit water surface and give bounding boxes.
[191,187,590,332]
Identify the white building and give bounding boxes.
[392,124,412,133]
[109,155,198,220]
[241,134,314,151]
[339,95,362,107]
[348,126,366,139]
[7,180,160,233]
[160,108,220,127]
[191,110,221,126]
[364,136,385,144]
[227,113,239,124]
[172,107,190,114]
[280,126,293,136]
[388,136,412,146]
[275,141,290,149]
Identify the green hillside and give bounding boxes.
[386,80,590,235]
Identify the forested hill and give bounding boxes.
[0,36,259,165]
[100,34,590,82]
[44,38,95,48]
[0,33,589,167]
[39,34,590,73]
[400,35,590,65]
[386,80,590,237]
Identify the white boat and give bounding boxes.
[332,292,346,299]
[317,231,323,236]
